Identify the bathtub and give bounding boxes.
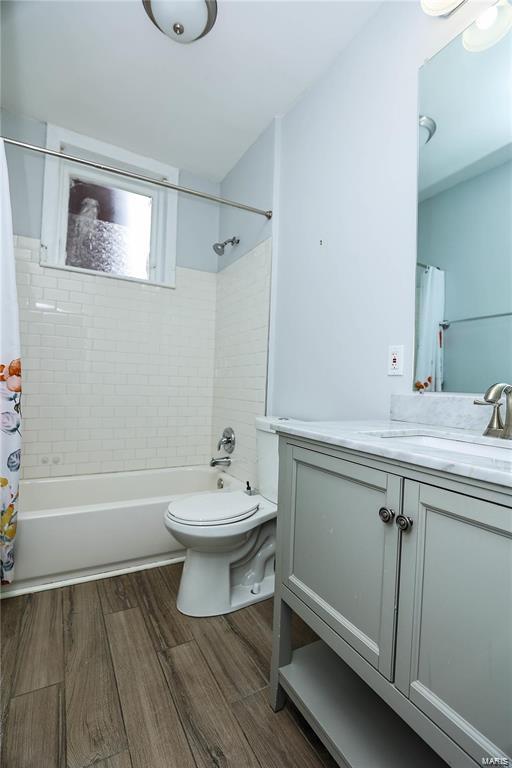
[3,466,240,596]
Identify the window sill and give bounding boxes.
[40,260,176,290]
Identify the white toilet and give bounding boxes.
[164,417,282,617]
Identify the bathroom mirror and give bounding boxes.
[415,21,512,393]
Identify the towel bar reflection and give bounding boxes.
[440,311,512,330]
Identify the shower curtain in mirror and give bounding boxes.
[415,265,445,392]
[1,140,21,584]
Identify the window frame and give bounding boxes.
[41,124,178,288]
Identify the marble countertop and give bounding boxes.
[271,418,512,490]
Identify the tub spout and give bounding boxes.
[210,456,231,467]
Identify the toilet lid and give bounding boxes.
[167,490,259,526]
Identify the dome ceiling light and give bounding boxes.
[143,0,218,44]
[420,0,467,17]
[462,0,512,51]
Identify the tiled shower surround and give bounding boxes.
[213,239,271,486]
[15,236,271,480]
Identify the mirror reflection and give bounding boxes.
[415,26,512,393]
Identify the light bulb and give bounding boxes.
[463,0,512,51]
[475,5,499,29]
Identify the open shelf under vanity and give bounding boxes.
[279,640,448,768]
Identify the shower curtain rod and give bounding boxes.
[417,261,441,270]
[1,137,273,220]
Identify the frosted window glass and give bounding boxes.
[65,178,152,280]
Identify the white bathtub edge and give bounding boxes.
[0,551,186,599]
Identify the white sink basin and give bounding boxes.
[379,433,512,460]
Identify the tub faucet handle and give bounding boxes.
[217,427,236,454]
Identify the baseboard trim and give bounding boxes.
[0,553,186,598]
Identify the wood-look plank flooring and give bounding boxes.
[1,594,28,739]
[3,684,65,768]
[13,589,63,696]
[63,582,127,768]
[1,563,337,768]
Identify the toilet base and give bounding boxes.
[229,572,275,613]
[176,521,276,617]
[178,570,275,617]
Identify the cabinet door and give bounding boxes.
[281,444,402,680]
[395,482,512,764]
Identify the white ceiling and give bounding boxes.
[1,0,380,180]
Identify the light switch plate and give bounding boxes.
[388,345,404,376]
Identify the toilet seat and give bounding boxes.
[167,490,259,527]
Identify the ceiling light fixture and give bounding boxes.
[142,0,217,44]
[462,0,512,51]
[420,0,467,17]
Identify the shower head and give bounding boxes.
[212,237,240,256]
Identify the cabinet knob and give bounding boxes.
[378,507,395,524]
[396,514,413,532]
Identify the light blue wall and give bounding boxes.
[418,161,512,390]
[269,1,492,420]
[440,316,512,393]
[1,109,46,239]
[176,170,220,272]
[418,161,512,319]
[218,121,274,269]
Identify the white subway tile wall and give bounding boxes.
[212,239,272,487]
[15,236,217,478]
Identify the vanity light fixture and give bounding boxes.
[462,0,512,51]
[142,0,217,44]
[420,0,467,17]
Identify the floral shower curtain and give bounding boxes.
[1,140,21,584]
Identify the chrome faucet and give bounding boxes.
[210,456,231,467]
[475,383,512,439]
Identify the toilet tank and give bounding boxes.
[255,416,282,503]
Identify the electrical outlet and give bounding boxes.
[388,345,404,376]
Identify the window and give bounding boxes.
[65,175,152,280]
[41,125,178,287]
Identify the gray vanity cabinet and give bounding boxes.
[395,482,512,764]
[272,435,512,768]
[279,444,402,679]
